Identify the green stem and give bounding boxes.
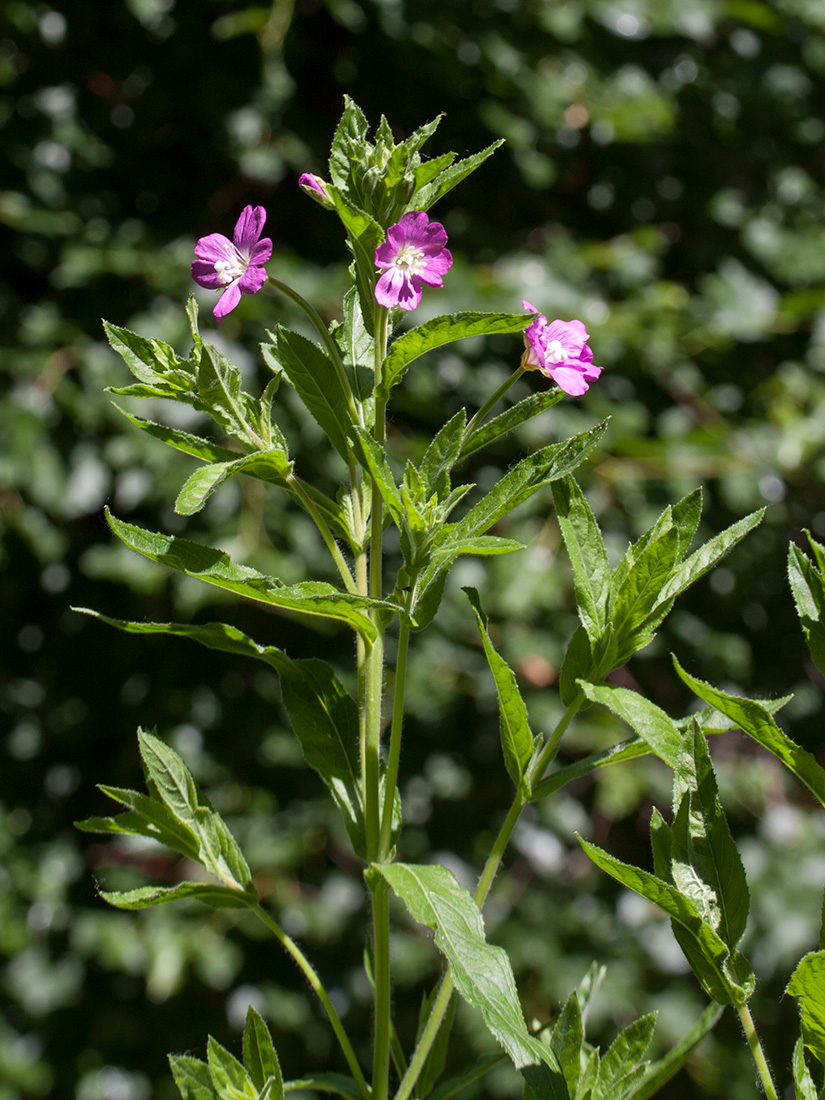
[251,903,371,1100]
[464,366,524,439]
[371,876,392,1100]
[396,693,586,1100]
[287,473,358,594]
[267,275,364,430]
[379,614,411,860]
[737,1003,778,1100]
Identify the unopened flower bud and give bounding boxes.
[298,173,335,209]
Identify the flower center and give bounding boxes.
[545,339,567,365]
[394,244,426,272]
[214,249,248,285]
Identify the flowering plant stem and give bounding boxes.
[464,365,524,439]
[737,1003,778,1100]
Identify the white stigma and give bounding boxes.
[214,249,248,285]
[545,339,567,365]
[394,244,426,272]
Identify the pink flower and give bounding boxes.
[299,173,334,209]
[374,211,453,311]
[520,301,602,396]
[191,205,272,323]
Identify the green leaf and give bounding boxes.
[276,657,366,858]
[578,683,682,768]
[630,1005,723,1100]
[673,658,825,809]
[197,343,259,445]
[558,623,599,709]
[372,863,567,1091]
[170,1055,217,1100]
[100,882,253,910]
[549,993,583,1097]
[460,390,565,461]
[329,193,382,334]
[465,587,535,793]
[104,509,384,642]
[792,1037,819,1100]
[434,536,524,559]
[788,538,825,677]
[788,953,825,1066]
[551,476,611,646]
[419,410,466,498]
[104,320,183,385]
[76,782,201,861]
[328,95,370,193]
[272,327,355,461]
[243,1007,283,1100]
[657,509,765,606]
[283,1076,362,1100]
[612,527,681,648]
[451,423,608,542]
[381,312,534,394]
[416,990,456,1098]
[207,1036,258,1100]
[594,1014,656,1100]
[579,838,752,1005]
[350,426,404,526]
[413,141,504,211]
[113,406,239,463]
[175,450,293,516]
[137,729,253,892]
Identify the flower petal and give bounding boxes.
[194,233,234,264]
[233,205,266,251]
[249,238,272,266]
[238,264,267,294]
[191,260,225,289]
[375,240,399,268]
[214,282,242,322]
[375,267,421,310]
[549,365,591,396]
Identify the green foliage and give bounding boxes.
[788,954,825,1068]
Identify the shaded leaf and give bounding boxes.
[244,1007,283,1100]
[788,953,825,1066]
[170,1055,217,1100]
[551,476,611,646]
[100,882,252,909]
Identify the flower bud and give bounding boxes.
[298,173,335,209]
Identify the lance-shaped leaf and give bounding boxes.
[788,537,825,678]
[284,1077,362,1100]
[593,1013,656,1100]
[271,327,356,461]
[460,390,565,461]
[579,838,753,1004]
[208,1036,258,1100]
[419,409,466,499]
[100,882,253,910]
[465,587,535,794]
[350,426,404,526]
[197,343,262,446]
[175,449,293,516]
[792,1036,819,1100]
[138,729,253,892]
[328,192,382,335]
[243,1007,284,1100]
[413,141,504,211]
[371,863,567,1090]
[551,476,611,647]
[76,782,202,861]
[578,682,682,768]
[788,952,825,1066]
[105,509,386,642]
[113,406,240,463]
[632,1005,723,1100]
[656,508,765,607]
[381,312,534,394]
[170,1055,217,1100]
[611,526,681,652]
[549,993,583,1098]
[673,657,825,809]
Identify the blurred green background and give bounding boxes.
[3,1,825,1097]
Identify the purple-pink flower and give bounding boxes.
[191,205,272,323]
[374,211,453,311]
[520,301,601,396]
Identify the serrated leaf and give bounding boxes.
[283,1076,361,1100]
[413,141,504,211]
[788,953,825,1066]
[673,658,825,809]
[657,509,765,606]
[104,509,383,641]
[419,410,466,498]
[550,992,583,1097]
[792,1036,819,1100]
[788,539,825,677]
[328,192,382,334]
[100,882,252,909]
[197,343,259,445]
[328,95,370,192]
[243,1008,283,1100]
[594,1014,655,1100]
[465,587,534,793]
[612,527,680,643]
[381,312,534,393]
[629,1004,722,1100]
[551,476,611,646]
[372,863,567,1091]
[208,1036,258,1100]
[113,406,239,462]
[460,390,565,461]
[175,450,292,516]
[434,536,524,558]
[350,426,404,526]
[578,683,682,768]
[272,327,356,461]
[170,1055,217,1100]
[579,838,751,1005]
[558,623,598,709]
[77,782,201,861]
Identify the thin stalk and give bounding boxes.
[267,275,364,430]
[464,366,524,439]
[287,473,357,594]
[251,902,370,1100]
[737,1003,778,1100]
[396,693,586,1100]
[371,877,392,1100]
[379,614,411,860]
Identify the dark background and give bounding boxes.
[3,1,825,1097]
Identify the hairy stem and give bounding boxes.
[379,614,411,860]
[464,366,524,439]
[737,1003,778,1100]
[252,903,370,1100]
